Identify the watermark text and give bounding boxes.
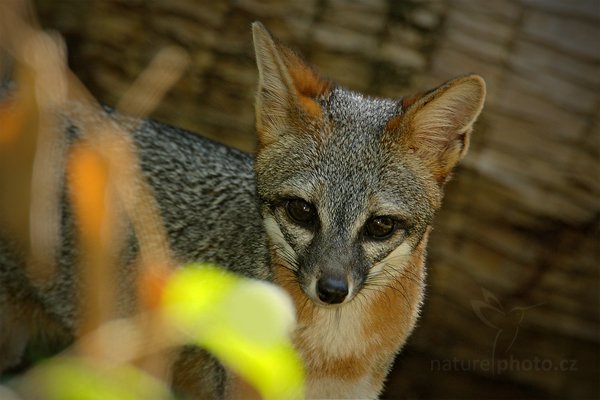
[431,355,578,374]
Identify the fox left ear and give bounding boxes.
[392,75,486,184]
[252,22,331,148]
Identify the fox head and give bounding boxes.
[251,23,485,313]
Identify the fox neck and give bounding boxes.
[271,229,429,398]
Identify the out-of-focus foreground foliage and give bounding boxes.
[11,266,303,400]
[0,2,304,399]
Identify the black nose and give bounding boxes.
[316,276,349,304]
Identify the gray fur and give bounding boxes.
[255,87,439,300]
[0,112,269,382]
[134,118,270,279]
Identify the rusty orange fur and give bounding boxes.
[271,230,429,394]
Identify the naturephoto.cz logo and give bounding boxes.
[430,288,577,374]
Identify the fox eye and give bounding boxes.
[365,216,396,240]
[286,199,316,225]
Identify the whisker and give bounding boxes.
[271,244,299,273]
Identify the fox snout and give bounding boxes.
[301,245,364,306]
[315,275,348,305]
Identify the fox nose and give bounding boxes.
[316,276,349,304]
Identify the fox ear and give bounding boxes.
[252,22,331,147]
[395,75,486,184]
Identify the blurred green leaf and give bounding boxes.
[162,264,304,400]
[24,357,173,400]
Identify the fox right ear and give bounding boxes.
[391,75,486,184]
[252,22,331,147]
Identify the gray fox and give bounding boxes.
[0,22,485,399]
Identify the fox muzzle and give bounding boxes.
[316,275,349,304]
